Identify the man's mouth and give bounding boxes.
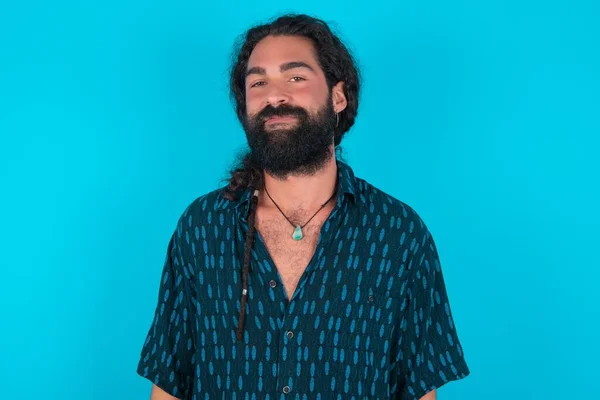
[264,116,297,124]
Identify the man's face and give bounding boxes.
[242,35,343,178]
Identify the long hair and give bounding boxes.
[221,14,361,341]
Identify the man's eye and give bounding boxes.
[290,76,306,82]
[250,81,265,88]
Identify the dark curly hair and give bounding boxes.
[222,13,361,202]
[221,14,361,342]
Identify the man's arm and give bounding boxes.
[136,230,195,398]
[392,217,470,398]
[150,384,180,400]
[420,389,437,400]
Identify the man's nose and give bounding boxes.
[265,83,291,107]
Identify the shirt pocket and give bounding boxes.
[309,284,402,397]
[316,285,401,355]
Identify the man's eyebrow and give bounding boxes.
[246,66,266,77]
[246,61,315,77]
[280,61,315,73]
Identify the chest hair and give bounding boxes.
[255,207,331,300]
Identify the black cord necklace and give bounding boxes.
[264,184,337,241]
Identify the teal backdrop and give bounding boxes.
[1,0,598,399]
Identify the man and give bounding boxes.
[137,14,470,400]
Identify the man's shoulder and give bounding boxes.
[174,186,238,231]
[354,175,428,233]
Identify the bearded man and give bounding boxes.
[137,13,470,400]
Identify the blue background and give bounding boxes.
[1,0,598,398]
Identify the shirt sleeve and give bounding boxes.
[136,229,195,399]
[396,227,470,400]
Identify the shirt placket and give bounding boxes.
[249,199,348,398]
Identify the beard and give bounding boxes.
[242,96,336,179]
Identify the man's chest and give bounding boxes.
[189,226,404,399]
[185,206,411,397]
[256,219,323,301]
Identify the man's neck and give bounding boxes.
[259,153,338,213]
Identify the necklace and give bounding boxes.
[264,184,337,241]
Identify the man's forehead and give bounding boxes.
[247,36,318,70]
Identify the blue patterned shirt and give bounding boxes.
[136,160,470,399]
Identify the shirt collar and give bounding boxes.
[231,159,360,220]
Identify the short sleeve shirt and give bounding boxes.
[136,160,470,399]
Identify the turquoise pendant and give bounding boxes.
[292,225,303,241]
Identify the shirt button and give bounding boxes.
[282,386,291,394]
[286,331,294,339]
[368,295,374,302]
[269,280,277,288]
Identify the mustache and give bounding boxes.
[255,104,308,123]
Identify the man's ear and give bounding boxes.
[331,81,348,113]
